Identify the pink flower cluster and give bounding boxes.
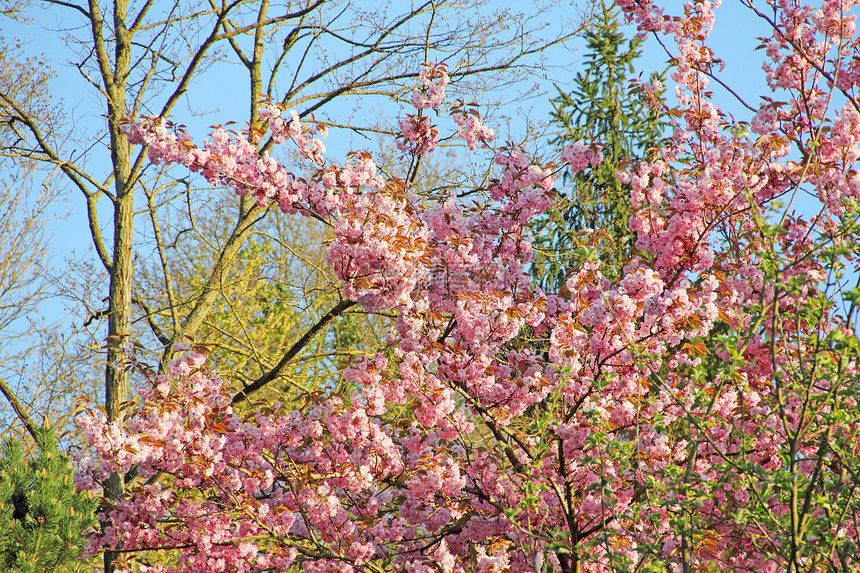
[396,114,440,156]
[396,64,451,155]
[410,63,449,110]
[560,140,604,173]
[452,110,495,150]
[328,188,429,310]
[125,112,328,215]
[77,350,407,572]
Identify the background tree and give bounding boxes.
[0,1,60,153]
[136,204,387,400]
[0,15,88,442]
[0,426,98,573]
[533,0,665,287]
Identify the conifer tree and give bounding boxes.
[0,427,97,573]
[534,0,666,285]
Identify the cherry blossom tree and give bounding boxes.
[76,1,860,571]
[1,3,589,570]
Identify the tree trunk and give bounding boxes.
[92,0,133,570]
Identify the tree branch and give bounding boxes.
[0,375,40,442]
[231,299,356,405]
[132,297,171,346]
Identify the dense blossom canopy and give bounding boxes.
[76,2,860,571]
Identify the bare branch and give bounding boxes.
[231,299,356,405]
[0,375,40,443]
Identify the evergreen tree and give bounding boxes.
[533,1,666,286]
[0,427,97,573]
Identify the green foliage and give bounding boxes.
[137,198,389,405]
[533,1,666,286]
[0,428,97,573]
